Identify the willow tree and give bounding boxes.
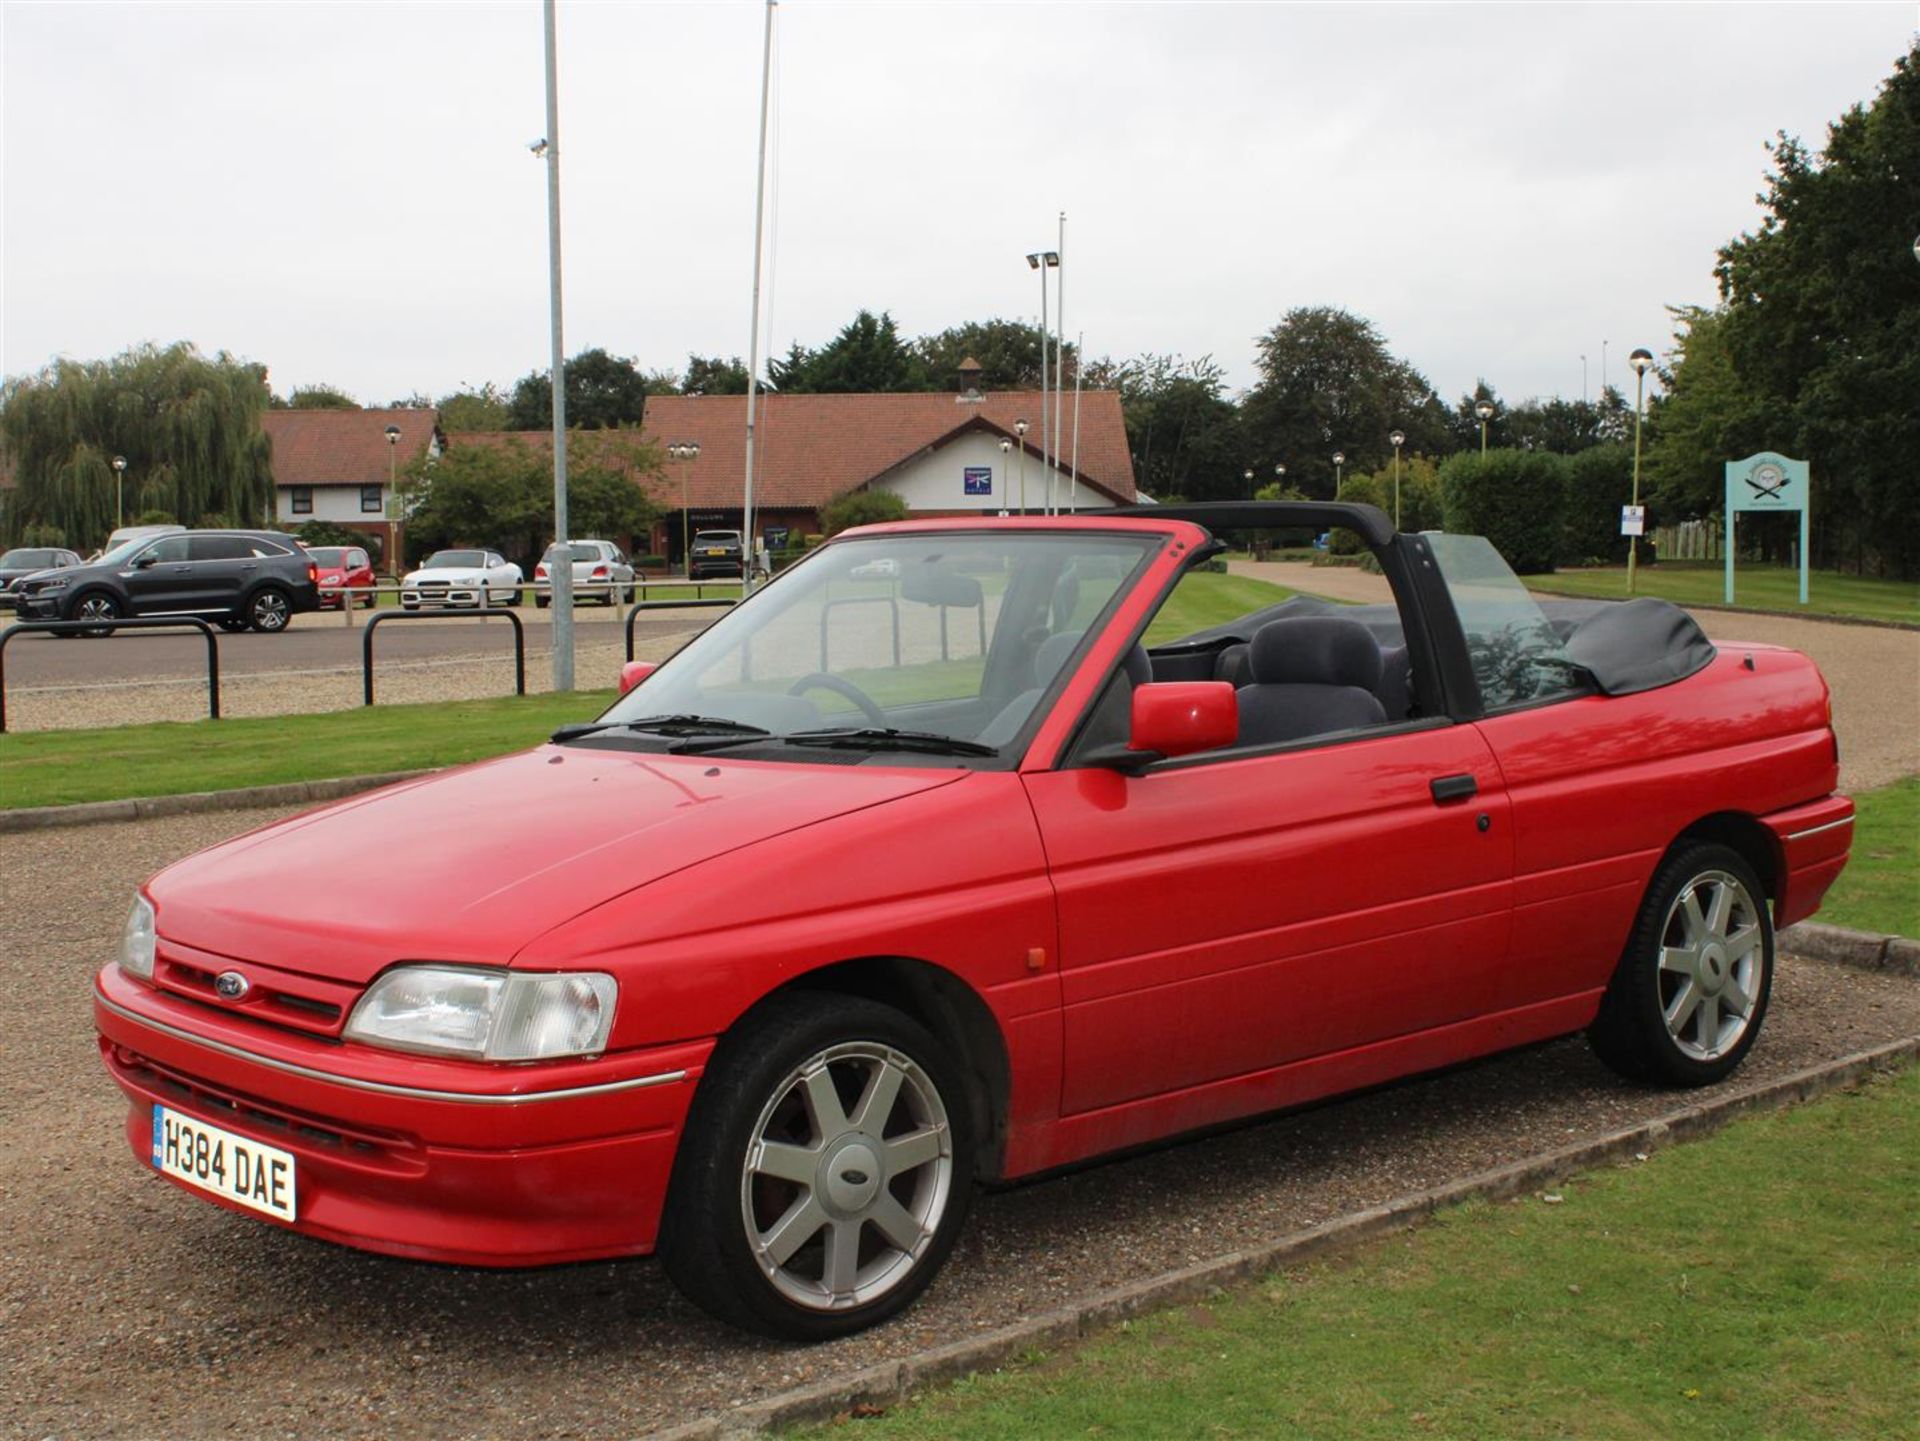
[0,342,275,547]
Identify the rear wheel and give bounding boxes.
[217,617,251,634]
[247,586,292,633]
[1589,842,1773,1087]
[71,590,121,638]
[659,993,974,1341]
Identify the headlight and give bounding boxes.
[120,896,157,980]
[320,575,342,586]
[344,965,617,1061]
[39,575,71,591]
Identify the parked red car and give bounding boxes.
[95,504,1851,1340]
[304,545,376,609]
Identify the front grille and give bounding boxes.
[153,941,359,1040]
[106,1042,423,1174]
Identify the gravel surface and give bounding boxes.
[1233,559,1920,791]
[3,807,1916,1440]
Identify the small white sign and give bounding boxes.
[1620,505,1646,537]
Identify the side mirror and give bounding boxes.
[1127,682,1237,764]
[618,660,657,696]
[131,555,157,569]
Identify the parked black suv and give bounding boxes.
[10,530,321,636]
[688,529,745,580]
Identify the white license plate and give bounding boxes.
[152,1105,297,1222]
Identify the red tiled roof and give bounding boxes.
[447,391,1135,511]
[644,391,1135,510]
[263,408,439,486]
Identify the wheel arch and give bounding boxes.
[727,955,1013,1181]
[1670,812,1781,904]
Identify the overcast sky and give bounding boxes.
[3,2,1914,411]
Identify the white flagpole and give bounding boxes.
[741,0,776,591]
[1070,329,1083,514]
[1054,210,1065,515]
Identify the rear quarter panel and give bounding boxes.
[1474,645,1838,996]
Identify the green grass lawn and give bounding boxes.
[798,1064,1920,1441]
[1144,570,1300,645]
[1819,776,1919,938]
[0,690,614,809]
[1524,560,1918,626]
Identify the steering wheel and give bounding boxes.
[786,672,888,727]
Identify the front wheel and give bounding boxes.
[217,617,251,634]
[70,590,122,638]
[1588,842,1774,1087]
[248,587,292,633]
[659,994,974,1341]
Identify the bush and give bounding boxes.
[820,488,908,536]
[294,519,384,566]
[635,554,668,573]
[1438,449,1568,574]
[1559,445,1635,567]
[19,522,68,548]
[132,509,178,527]
[1328,473,1389,554]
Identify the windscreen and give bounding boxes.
[422,550,485,568]
[597,531,1157,753]
[1427,533,1584,710]
[306,548,347,566]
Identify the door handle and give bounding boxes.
[1429,773,1478,803]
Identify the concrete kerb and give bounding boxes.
[652,1035,1920,1440]
[0,770,431,833]
[1780,920,1920,977]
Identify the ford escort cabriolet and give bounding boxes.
[94,503,1852,1339]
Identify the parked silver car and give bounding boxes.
[534,539,636,607]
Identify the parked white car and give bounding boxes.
[534,539,637,607]
[399,549,523,609]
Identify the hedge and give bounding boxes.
[1559,444,1635,568]
[1438,449,1567,574]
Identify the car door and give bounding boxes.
[121,534,196,613]
[1024,719,1513,1117]
[185,535,254,612]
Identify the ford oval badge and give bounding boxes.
[213,971,250,1001]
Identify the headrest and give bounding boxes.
[1034,631,1085,686]
[1249,617,1383,690]
[1122,644,1152,686]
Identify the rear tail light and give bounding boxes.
[590,565,609,579]
[308,562,318,582]
[535,564,548,578]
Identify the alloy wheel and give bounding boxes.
[739,1041,954,1313]
[1657,869,1766,1061]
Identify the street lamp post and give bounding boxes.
[1388,429,1406,529]
[1332,451,1345,491]
[999,437,1013,515]
[1272,463,1286,495]
[1243,468,1255,499]
[1627,347,1654,597]
[1014,419,1029,513]
[384,424,401,490]
[668,442,701,574]
[1475,401,1495,455]
[111,455,127,529]
[1025,250,1060,511]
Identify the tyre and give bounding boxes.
[506,586,522,607]
[1588,842,1774,1087]
[535,594,550,609]
[623,583,636,604]
[247,587,292,633]
[659,993,974,1341]
[217,617,251,634]
[70,590,122,638]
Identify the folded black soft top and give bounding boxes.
[1162,594,1716,699]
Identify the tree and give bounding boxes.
[507,347,654,430]
[294,518,384,566]
[767,311,932,393]
[681,355,751,395]
[1082,352,1245,502]
[1,341,274,547]
[435,383,511,432]
[1241,308,1450,498]
[820,488,909,536]
[1643,306,1772,519]
[400,431,661,571]
[913,319,1060,391]
[276,385,358,410]
[1659,43,1920,576]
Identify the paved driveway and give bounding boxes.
[1234,559,1920,790]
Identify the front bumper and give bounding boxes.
[94,965,711,1266]
[400,587,486,608]
[11,591,63,619]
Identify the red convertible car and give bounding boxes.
[94,503,1852,1339]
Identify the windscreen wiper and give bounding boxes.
[550,714,772,743]
[672,726,999,758]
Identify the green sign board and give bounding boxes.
[1724,451,1810,605]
